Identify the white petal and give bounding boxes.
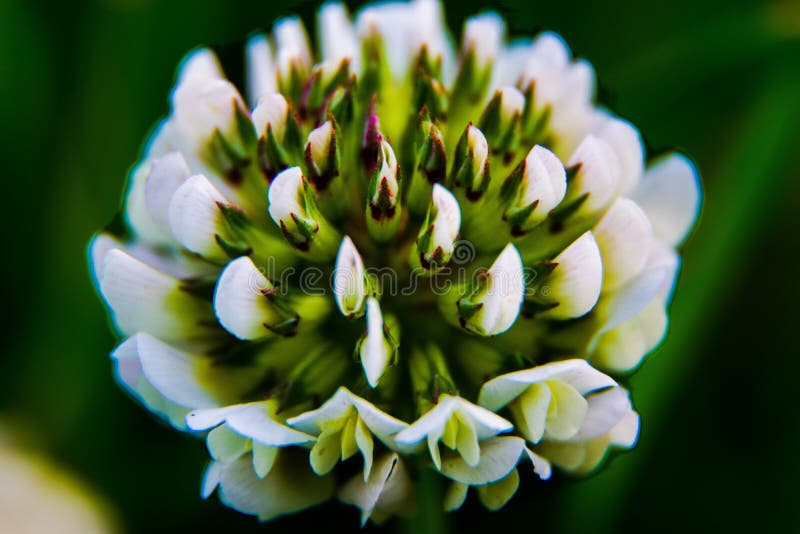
[217,454,334,521]
[519,145,567,217]
[167,174,230,261]
[213,256,277,340]
[609,410,640,448]
[478,359,617,411]
[287,388,407,447]
[144,152,191,236]
[201,461,223,499]
[647,241,680,303]
[356,3,410,78]
[632,152,701,247]
[593,261,669,335]
[286,388,352,433]
[594,197,653,291]
[572,388,632,441]
[110,335,189,427]
[245,34,276,107]
[319,3,359,70]
[462,13,505,70]
[491,38,533,89]
[539,232,603,319]
[178,48,224,84]
[268,167,305,225]
[134,333,261,410]
[334,236,367,317]
[443,482,469,512]
[124,161,172,246]
[362,298,390,387]
[228,404,315,447]
[88,233,214,284]
[395,396,511,447]
[592,115,644,195]
[394,398,455,447]
[542,379,588,440]
[252,93,289,140]
[430,184,461,256]
[172,78,246,148]
[454,398,514,440]
[346,392,408,445]
[207,425,250,462]
[253,443,279,478]
[521,32,570,106]
[274,17,312,70]
[478,244,525,336]
[524,448,552,480]
[477,469,519,511]
[339,452,413,526]
[499,85,525,120]
[98,249,210,341]
[455,415,480,466]
[591,299,668,373]
[567,135,620,213]
[441,436,525,485]
[411,0,456,81]
[188,401,315,448]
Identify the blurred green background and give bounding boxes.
[1,0,798,531]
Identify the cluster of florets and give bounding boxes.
[89,0,699,524]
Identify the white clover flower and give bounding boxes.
[89,0,700,524]
[187,400,315,477]
[338,452,415,525]
[287,387,408,481]
[395,394,513,470]
[478,359,623,444]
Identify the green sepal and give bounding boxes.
[451,46,491,105]
[214,233,253,259]
[411,46,447,120]
[504,201,540,232]
[259,125,291,180]
[478,90,522,157]
[358,29,392,102]
[519,82,552,145]
[303,58,352,116]
[321,82,355,129]
[178,276,218,301]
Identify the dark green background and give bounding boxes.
[2,0,798,531]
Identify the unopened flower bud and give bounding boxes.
[501,145,567,233]
[453,14,505,102]
[408,114,447,217]
[414,184,461,272]
[366,140,402,242]
[305,120,340,191]
[565,135,620,215]
[274,17,312,99]
[334,236,368,318]
[534,231,603,319]
[355,298,398,388]
[172,78,255,177]
[245,34,276,106]
[451,124,490,201]
[268,167,339,260]
[455,243,525,336]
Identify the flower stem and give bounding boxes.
[404,467,449,534]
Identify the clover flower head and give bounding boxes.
[89,0,700,523]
